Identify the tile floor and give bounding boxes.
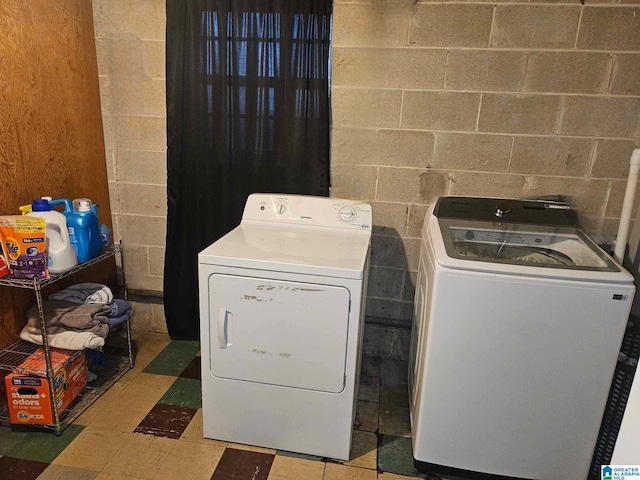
[0,333,443,480]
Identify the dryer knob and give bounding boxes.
[339,206,356,221]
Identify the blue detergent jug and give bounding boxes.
[49,198,102,263]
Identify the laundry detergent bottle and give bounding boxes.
[50,198,103,263]
[26,199,78,273]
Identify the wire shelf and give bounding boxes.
[0,244,121,290]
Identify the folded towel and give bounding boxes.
[20,325,105,350]
[106,299,132,318]
[49,283,113,304]
[27,301,110,338]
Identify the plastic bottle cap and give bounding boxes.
[76,199,92,212]
[40,196,53,201]
[31,199,52,212]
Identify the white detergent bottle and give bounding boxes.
[27,198,78,273]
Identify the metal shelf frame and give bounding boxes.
[0,243,134,435]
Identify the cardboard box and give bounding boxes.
[5,348,87,425]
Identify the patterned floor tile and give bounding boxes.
[179,409,227,447]
[0,426,41,456]
[179,356,201,379]
[354,401,379,433]
[158,377,202,408]
[211,448,274,480]
[267,455,325,479]
[378,435,423,478]
[379,404,411,438]
[0,455,49,479]
[163,340,200,355]
[275,450,323,462]
[324,463,377,480]
[52,427,130,471]
[380,384,409,407]
[36,463,100,479]
[360,357,381,378]
[227,443,276,454]
[154,440,225,480]
[134,403,198,439]
[142,342,198,377]
[102,433,176,479]
[344,430,377,469]
[358,375,380,403]
[380,360,408,386]
[6,425,84,463]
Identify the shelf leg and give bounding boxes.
[33,276,62,435]
[118,241,135,370]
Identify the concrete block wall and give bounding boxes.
[92,0,168,333]
[92,0,640,334]
[332,1,640,324]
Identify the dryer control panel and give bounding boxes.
[242,194,372,231]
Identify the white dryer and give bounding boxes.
[198,194,371,460]
[410,196,635,480]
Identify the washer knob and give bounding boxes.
[339,206,356,221]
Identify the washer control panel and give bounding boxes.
[243,194,372,231]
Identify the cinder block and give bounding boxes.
[122,244,149,275]
[362,324,411,360]
[606,179,640,218]
[98,76,111,114]
[577,7,640,51]
[99,39,166,79]
[129,301,154,332]
[109,78,166,116]
[332,128,433,168]
[151,304,169,334]
[560,97,640,138]
[118,183,167,216]
[93,0,165,40]
[148,247,165,276]
[611,55,640,96]
[401,92,480,131]
[105,150,116,182]
[115,116,167,150]
[371,235,410,269]
[410,5,493,47]
[376,168,449,204]
[491,6,581,48]
[431,133,512,171]
[592,139,640,179]
[116,150,167,185]
[108,181,119,214]
[365,297,414,322]
[526,176,610,217]
[332,48,446,89]
[101,115,117,150]
[445,51,527,92]
[523,52,613,94]
[332,88,402,128]
[402,271,417,302]
[367,266,405,299]
[407,204,429,238]
[478,94,561,134]
[510,137,594,177]
[119,214,167,246]
[403,238,421,269]
[126,274,164,293]
[332,3,412,47]
[331,164,377,201]
[371,202,409,237]
[449,171,528,199]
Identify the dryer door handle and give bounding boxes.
[217,307,228,349]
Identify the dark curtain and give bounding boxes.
[165,0,332,338]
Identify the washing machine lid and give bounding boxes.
[199,224,371,279]
[427,197,634,283]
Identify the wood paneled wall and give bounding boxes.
[0,1,113,347]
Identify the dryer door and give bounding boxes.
[207,274,351,393]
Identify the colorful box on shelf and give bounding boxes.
[4,347,87,425]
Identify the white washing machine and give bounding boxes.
[198,194,371,460]
[409,196,635,480]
